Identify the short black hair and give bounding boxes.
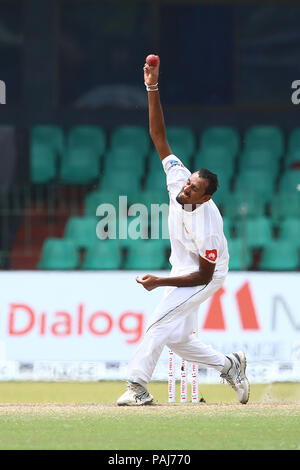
[197,168,219,195]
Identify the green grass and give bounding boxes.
[1,381,300,404]
[0,382,300,450]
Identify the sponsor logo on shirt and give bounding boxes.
[205,249,217,262]
[169,160,184,168]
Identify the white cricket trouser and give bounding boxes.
[127,277,226,386]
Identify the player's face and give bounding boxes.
[176,173,211,207]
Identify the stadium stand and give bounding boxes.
[7,123,300,271]
[227,238,252,271]
[124,239,168,270]
[67,125,106,156]
[260,240,300,270]
[82,240,122,270]
[110,125,150,155]
[222,192,266,219]
[166,126,196,161]
[235,216,273,249]
[243,125,284,161]
[38,238,80,270]
[63,216,99,250]
[199,126,240,158]
[30,142,58,184]
[30,125,65,157]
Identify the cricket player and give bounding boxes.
[117,55,249,406]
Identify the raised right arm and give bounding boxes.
[144,56,172,161]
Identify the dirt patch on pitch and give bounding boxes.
[1,401,300,418]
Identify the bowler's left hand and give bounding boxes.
[136,274,160,291]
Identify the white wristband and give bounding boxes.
[145,82,159,92]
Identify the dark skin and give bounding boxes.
[137,57,215,291]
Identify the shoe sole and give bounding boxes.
[235,350,250,405]
[117,399,154,407]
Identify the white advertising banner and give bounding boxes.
[0,271,299,382]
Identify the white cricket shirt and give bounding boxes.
[162,154,229,280]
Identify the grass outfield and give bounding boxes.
[0,381,299,450]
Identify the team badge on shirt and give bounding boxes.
[169,160,184,168]
[205,249,217,262]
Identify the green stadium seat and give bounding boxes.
[68,125,106,156]
[284,149,300,170]
[239,148,279,176]
[139,189,169,210]
[104,148,145,177]
[144,170,167,191]
[234,169,275,199]
[126,193,169,240]
[166,126,196,160]
[30,143,57,183]
[227,238,252,270]
[148,151,165,174]
[100,169,141,194]
[287,127,300,153]
[244,125,284,160]
[270,192,300,222]
[128,216,151,241]
[59,147,101,184]
[211,189,231,210]
[194,147,235,176]
[117,233,144,251]
[222,217,232,239]
[214,172,232,195]
[278,217,300,246]
[110,125,150,155]
[82,240,122,270]
[279,170,300,193]
[38,238,79,270]
[91,202,148,243]
[260,240,299,270]
[64,216,99,250]
[31,125,65,156]
[84,190,122,216]
[124,239,167,269]
[223,192,267,218]
[235,216,273,248]
[200,126,240,157]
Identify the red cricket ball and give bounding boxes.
[146,54,159,67]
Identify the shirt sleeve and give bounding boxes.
[162,154,191,197]
[195,234,221,264]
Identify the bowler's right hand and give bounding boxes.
[143,57,160,87]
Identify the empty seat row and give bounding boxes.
[64,214,169,250]
[84,189,169,218]
[30,125,194,184]
[30,124,300,185]
[63,214,300,252]
[219,190,300,219]
[32,123,300,162]
[228,239,300,271]
[82,186,300,222]
[224,216,300,248]
[37,236,300,271]
[38,237,170,270]
[37,210,300,271]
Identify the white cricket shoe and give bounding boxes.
[220,351,250,404]
[117,382,154,406]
